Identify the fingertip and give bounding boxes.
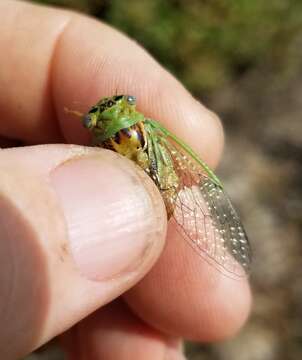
[136,74,225,170]
[124,224,251,342]
[198,273,252,341]
[51,149,167,282]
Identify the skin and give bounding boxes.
[0,1,251,359]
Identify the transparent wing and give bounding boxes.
[158,134,252,278]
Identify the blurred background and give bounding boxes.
[27,0,302,359]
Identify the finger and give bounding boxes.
[124,224,251,342]
[0,145,166,359]
[0,0,223,168]
[61,300,186,360]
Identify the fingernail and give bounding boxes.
[51,154,163,281]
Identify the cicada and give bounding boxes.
[82,95,251,278]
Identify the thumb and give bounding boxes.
[0,144,166,359]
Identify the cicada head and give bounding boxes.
[83,95,143,143]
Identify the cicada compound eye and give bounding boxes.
[83,114,92,129]
[126,95,136,105]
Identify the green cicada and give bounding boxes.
[82,94,251,278]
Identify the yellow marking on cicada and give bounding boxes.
[107,123,146,156]
[104,122,150,172]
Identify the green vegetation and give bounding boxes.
[34,0,301,93]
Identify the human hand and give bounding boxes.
[0,1,251,359]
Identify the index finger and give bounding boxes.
[0,0,223,168]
